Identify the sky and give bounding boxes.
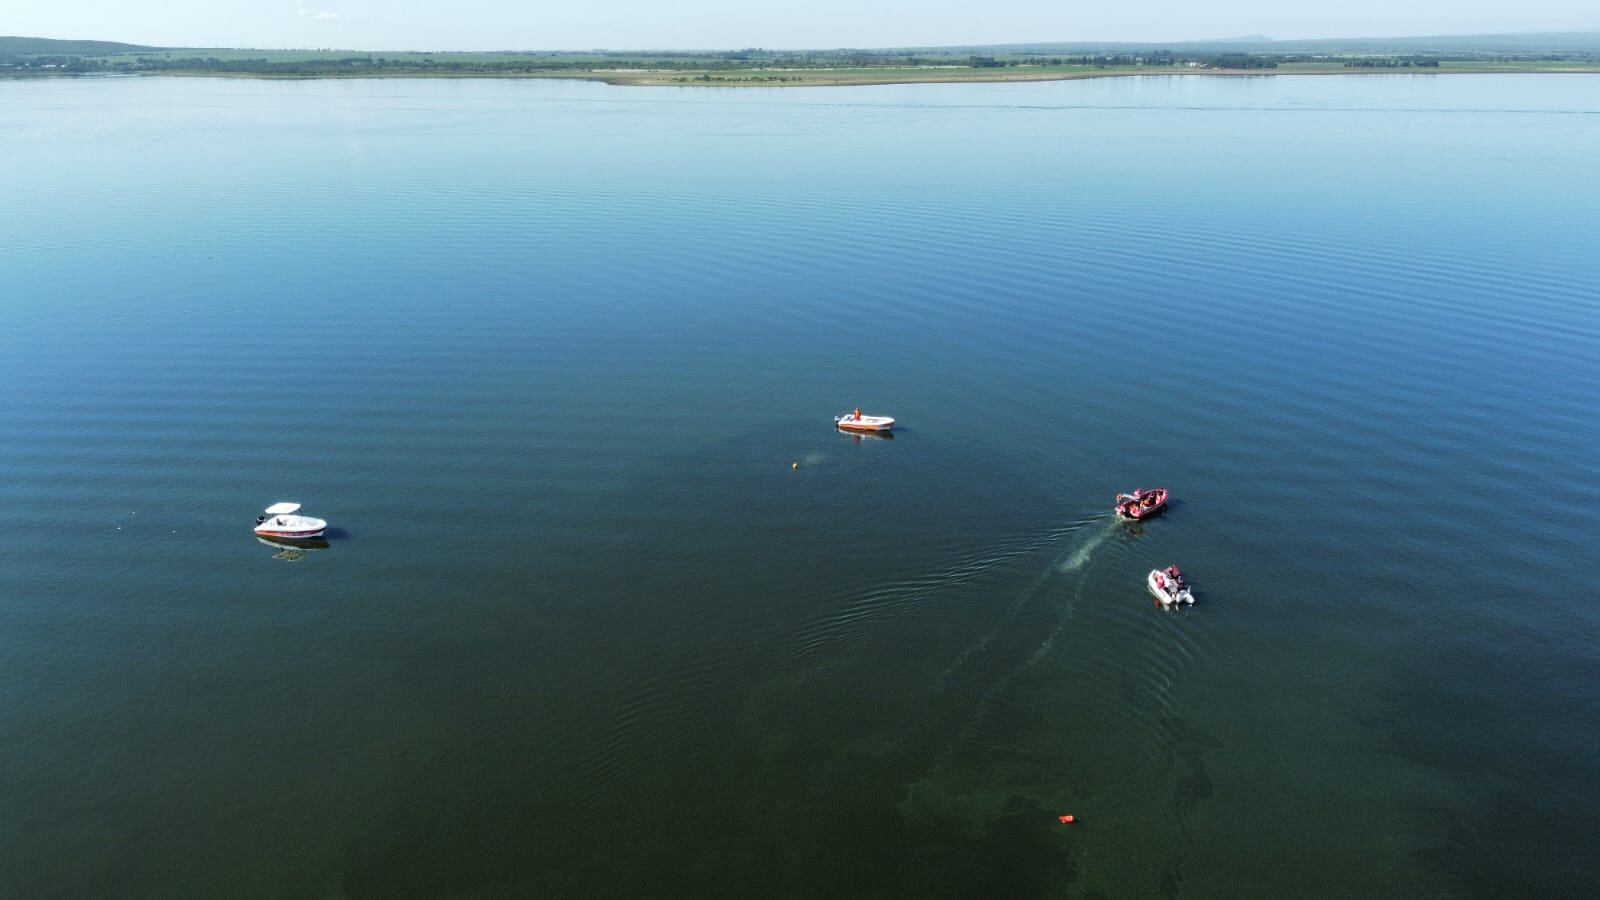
[3,0,1597,51]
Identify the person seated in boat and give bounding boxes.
[854,407,862,420]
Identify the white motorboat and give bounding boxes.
[254,502,327,539]
[835,407,895,433]
[1147,565,1195,607]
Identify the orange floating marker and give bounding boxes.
[1058,814,1075,824]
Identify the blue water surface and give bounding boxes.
[1,73,1597,897]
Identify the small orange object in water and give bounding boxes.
[1058,815,1075,824]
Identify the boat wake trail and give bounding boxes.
[928,519,1115,769]
[790,534,1039,666]
[934,516,1104,689]
[1057,516,1117,573]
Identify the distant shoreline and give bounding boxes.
[590,64,1600,87]
[11,63,1600,88]
[7,35,1599,87]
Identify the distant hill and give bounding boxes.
[1200,31,1600,53]
[0,36,158,55]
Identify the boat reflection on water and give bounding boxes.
[257,535,330,561]
[839,428,895,444]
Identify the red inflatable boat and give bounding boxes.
[1115,487,1168,521]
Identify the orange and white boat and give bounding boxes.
[835,407,894,433]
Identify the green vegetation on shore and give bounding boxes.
[4,34,1598,86]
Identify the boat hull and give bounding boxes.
[254,514,327,540]
[836,415,894,433]
[255,527,326,539]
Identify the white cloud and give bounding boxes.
[296,0,341,20]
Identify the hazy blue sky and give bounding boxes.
[5,0,1597,50]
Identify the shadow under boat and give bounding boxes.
[836,427,895,441]
[257,534,330,560]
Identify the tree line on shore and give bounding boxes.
[9,47,1592,77]
[1343,58,1441,68]
[0,51,1276,76]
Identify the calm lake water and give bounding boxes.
[2,73,1597,897]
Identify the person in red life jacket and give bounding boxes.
[854,407,862,420]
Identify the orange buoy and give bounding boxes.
[1058,814,1075,824]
